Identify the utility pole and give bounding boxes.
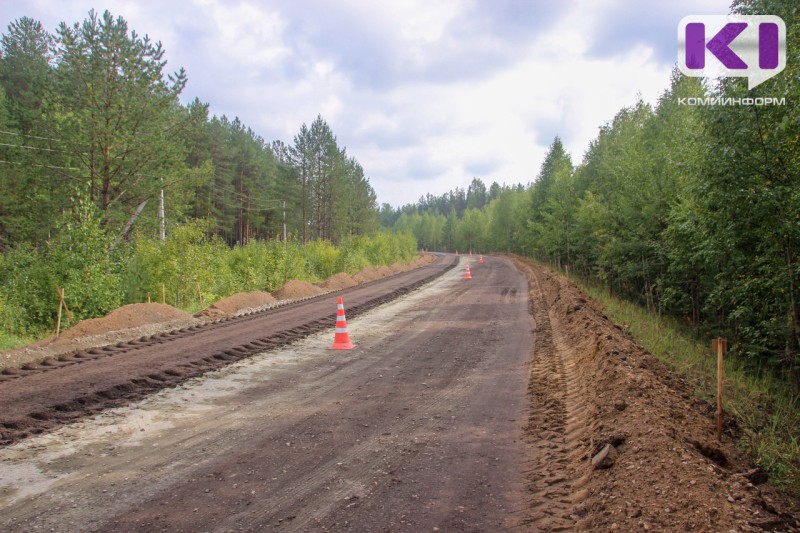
[159,177,166,241]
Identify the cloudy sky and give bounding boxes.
[2,0,732,207]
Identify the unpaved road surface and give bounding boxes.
[1,255,534,531]
[2,254,799,532]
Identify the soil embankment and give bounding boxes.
[511,256,799,531]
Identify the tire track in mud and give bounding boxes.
[0,257,457,447]
[516,260,590,531]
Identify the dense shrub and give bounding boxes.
[0,202,121,333]
[0,222,419,337]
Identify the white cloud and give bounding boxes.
[196,1,290,69]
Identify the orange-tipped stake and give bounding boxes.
[330,297,355,350]
[465,264,472,280]
[479,255,483,264]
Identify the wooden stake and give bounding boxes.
[196,282,204,307]
[713,338,728,441]
[161,284,166,304]
[147,292,151,303]
[54,286,74,338]
[60,288,73,324]
[55,287,63,338]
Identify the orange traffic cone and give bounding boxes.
[456,250,459,256]
[479,255,483,264]
[465,264,472,280]
[469,249,473,257]
[330,297,354,350]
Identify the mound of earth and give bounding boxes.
[406,254,432,269]
[388,263,407,274]
[510,256,800,531]
[352,267,381,284]
[58,303,191,342]
[273,280,324,300]
[195,291,276,319]
[317,272,357,292]
[376,265,393,278]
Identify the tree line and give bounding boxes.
[0,9,378,250]
[384,0,800,384]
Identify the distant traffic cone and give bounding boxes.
[330,297,354,350]
[479,255,484,264]
[465,264,472,280]
[456,250,459,256]
[469,249,473,257]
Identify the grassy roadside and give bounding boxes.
[579,280,800,496]
[0,333,36,352]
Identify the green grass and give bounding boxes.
[581,281,800,496]
[0,331,37,351]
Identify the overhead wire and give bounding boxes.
[0,129,91,148]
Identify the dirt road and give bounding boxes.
[0,255,534,531]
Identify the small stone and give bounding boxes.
[592,444,617,469]
[614,399,627,411]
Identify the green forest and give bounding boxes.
[0,9,408,343]
[382,1,800,388]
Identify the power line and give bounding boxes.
[0,142,75,154]
[0,158,83,172]
[0,129,91,147]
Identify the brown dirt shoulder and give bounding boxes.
[509,255,800,531]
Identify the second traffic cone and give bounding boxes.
[465,264,472,280]
[479,255,484,264]
[330,297,354,350]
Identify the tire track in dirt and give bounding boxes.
[516,259,590,531]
